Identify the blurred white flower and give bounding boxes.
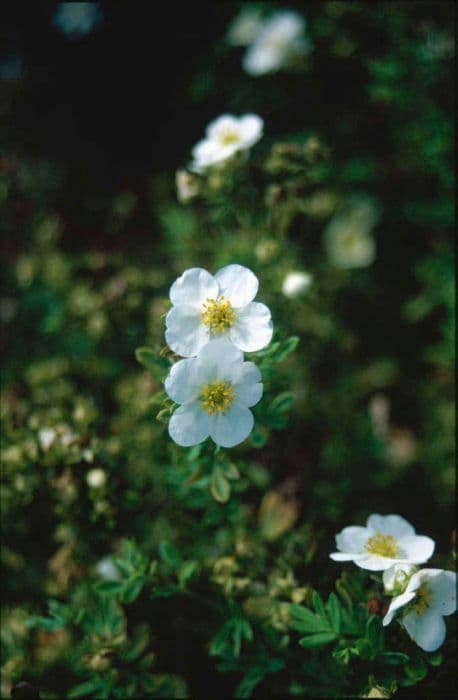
[282,271,313,298]
[383,569,457,652]
[368,393,390,439]
[227,7,264,47]
[96,557,121,580]
[53,2,102,38]
[242,10,311,76]
[330,514,435,571]
[191,114,263,172]
[86,468,107,489]
[38,428,56,451]
[175,170,199,203]
[165,265,273,357]
[165,339,262,448]
[324,195,381,269]
[383,563,418,596]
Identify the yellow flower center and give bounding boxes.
[365,532,399,558]
[201,296,236,334]
[200,381,236,415]
[412,583,432,615]
[218,129,241,147]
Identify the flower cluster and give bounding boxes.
[330,514,456,652]
[163,265,272,448]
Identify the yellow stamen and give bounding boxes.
[200,381,236,415]
[218,129,241,146]
[412,583,432,615]
[365,532,399,558]
[201,296,236,334]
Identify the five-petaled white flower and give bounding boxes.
[165,339,263,448]
[165,264,273,358]
[324,195,380,269]
[191,114,263,172]
[242,10,311,76]
[330,514,435,571]
[383,568,457,652]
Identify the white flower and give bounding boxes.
[53,2,103,38]
[383,569,457,652]
[165,264,273,357]
[86,468,107,489]
[324,195,381,269]
[175,170,199,203]
[383,563,418,596]
[38,428,56,451]
[96,557,121,580]
[227,7,264,47]
[191,114,263,172]
[165,339,262,448]
[282,271,313,298]
[330,514,435,571]
[242,11,311,76]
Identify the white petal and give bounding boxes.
[402,609,446,652]
[214,264,259,307]
[383,590,417,626]
[169,268,218,307]
[354,554,396,571]
[243,42,282,76]
[423,570,457,616]
[164,358,200,404]
[366,514,415,539]
[207,114,239,140]
[233,362,263,407]
[209,404,254,448]
[330,552,365,562]
[398,535,435,564]
[193,339,244,384]
[383,563,417,594]
[335,526,370,554]
[238,114,263,147]
[230,302,273,352]
[168,402,211,447]
[165,306,210,357]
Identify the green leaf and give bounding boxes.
[135,346,170,379]
[94,580,126,596]
[158,541,182,568]
[121,575,145,604]
[269,392,295,414]
[312,591,327,619]
[366,615,383,653]
[290,604,331,634]
[299,632,337,648]
[68,679,104,698]
[178,560,199,587]
[275,336,299,362]
[250,427,269,447]
[380,651,410,665]
[210,465,231,503]
[326,593,342,634]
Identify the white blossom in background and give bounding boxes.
[38,428,56,451]
[96,557,121,580]
[226,7,264,47]
[53,2,103,39]
[175,170,199,203]
[282,271,313,298]
[324,195,381,269]
[165,339,263,448]
[330,514,435,571]
[383,569,457,652]
[165,264,273,357]
[86,468,107,489]
[242,10,312,76]
[191,114,263,172]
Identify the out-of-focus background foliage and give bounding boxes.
[1,2,455,698]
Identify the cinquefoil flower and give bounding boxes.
[324,195,381,269]
[242,11,311,76]
[383,568,457,652]
[53,2,102,38]
[191,114,263,172]
[165,339,262,448]
[330,514,435,571]
[165,265,273,357]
